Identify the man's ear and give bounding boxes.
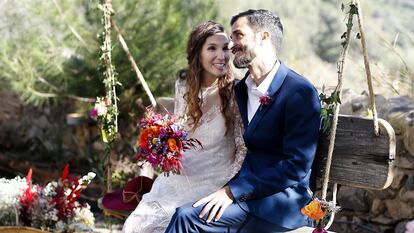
[260,31,270,44]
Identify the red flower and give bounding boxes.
[139,128,151,148]
[259,94,272,106]
[20,168,37,226]
[61,164,69,182]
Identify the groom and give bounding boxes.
[165,9,321,232]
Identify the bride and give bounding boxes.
[122,21,246,233]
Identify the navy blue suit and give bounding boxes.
[165,63,321,232]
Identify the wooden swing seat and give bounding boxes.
[314,115,395,190]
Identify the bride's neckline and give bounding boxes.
[201,79,218,91]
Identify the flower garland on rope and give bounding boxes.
[91,0,120,192]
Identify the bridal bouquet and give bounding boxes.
[0,165,95,232]
[301,198,340,233]
[136,110,201,176]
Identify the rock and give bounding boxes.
[386,109,414,156]
[400,189,414,202]
[385,199,414,220]
[369,214,396,225]
[395,151,414,169]
[351,102,364,112]
[337,186,370,212]
[404,175,414,190]
[369,188,397,200]
[370,198,386,216]
[391,168,408,189]
[339,91,369,116]
[351,216,363,232]
[377,225,394,233]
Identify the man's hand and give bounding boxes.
[193,186,234,223]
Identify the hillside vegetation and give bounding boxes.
[218,0,414,97]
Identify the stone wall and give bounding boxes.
[329,90,414,233]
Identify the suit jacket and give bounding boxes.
[228,63,321,229]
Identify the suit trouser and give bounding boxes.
[164,202,291,233]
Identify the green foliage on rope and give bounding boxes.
[320,2,359,134]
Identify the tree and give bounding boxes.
[0,0,218,105]
[0,0,218,170]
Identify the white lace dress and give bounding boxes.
[122,78,247,233]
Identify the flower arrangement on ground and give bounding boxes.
[136,109,201,176]
[0,165,96,232]
[301,198,340,233]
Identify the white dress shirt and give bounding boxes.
[245,61,280,123]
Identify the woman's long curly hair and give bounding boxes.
[179,20,234,134]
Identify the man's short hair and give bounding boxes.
[231,9,283,53]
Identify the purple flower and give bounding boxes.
[312,228,327,233]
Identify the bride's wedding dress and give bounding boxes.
[122,78,246,233]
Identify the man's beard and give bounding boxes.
[232,45,255,69]
[233,57,251,68]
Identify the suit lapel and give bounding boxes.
[234,74,249,128]
[245,63,289,135]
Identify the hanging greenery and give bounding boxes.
[319,2,359,134]
[93,0,120,145]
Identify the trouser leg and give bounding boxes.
[164,202,291,233]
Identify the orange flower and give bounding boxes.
[168,138,179,152]
[150,125,160,135]
[301,200,326,220]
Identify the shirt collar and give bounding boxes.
[245,60,280,95]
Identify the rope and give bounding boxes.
[112,19,157,107]
[355,0,379,136]
[325,183,338,229]
[102,0,115,192]
[321,6,355,200]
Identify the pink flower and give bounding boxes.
[89,108,98,120]
[259,94,272,106]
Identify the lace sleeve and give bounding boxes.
[230,97,247,177]
[174,78,186,116]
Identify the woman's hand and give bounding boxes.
[193,186,234,223]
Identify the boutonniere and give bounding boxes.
[259,93,272,110]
